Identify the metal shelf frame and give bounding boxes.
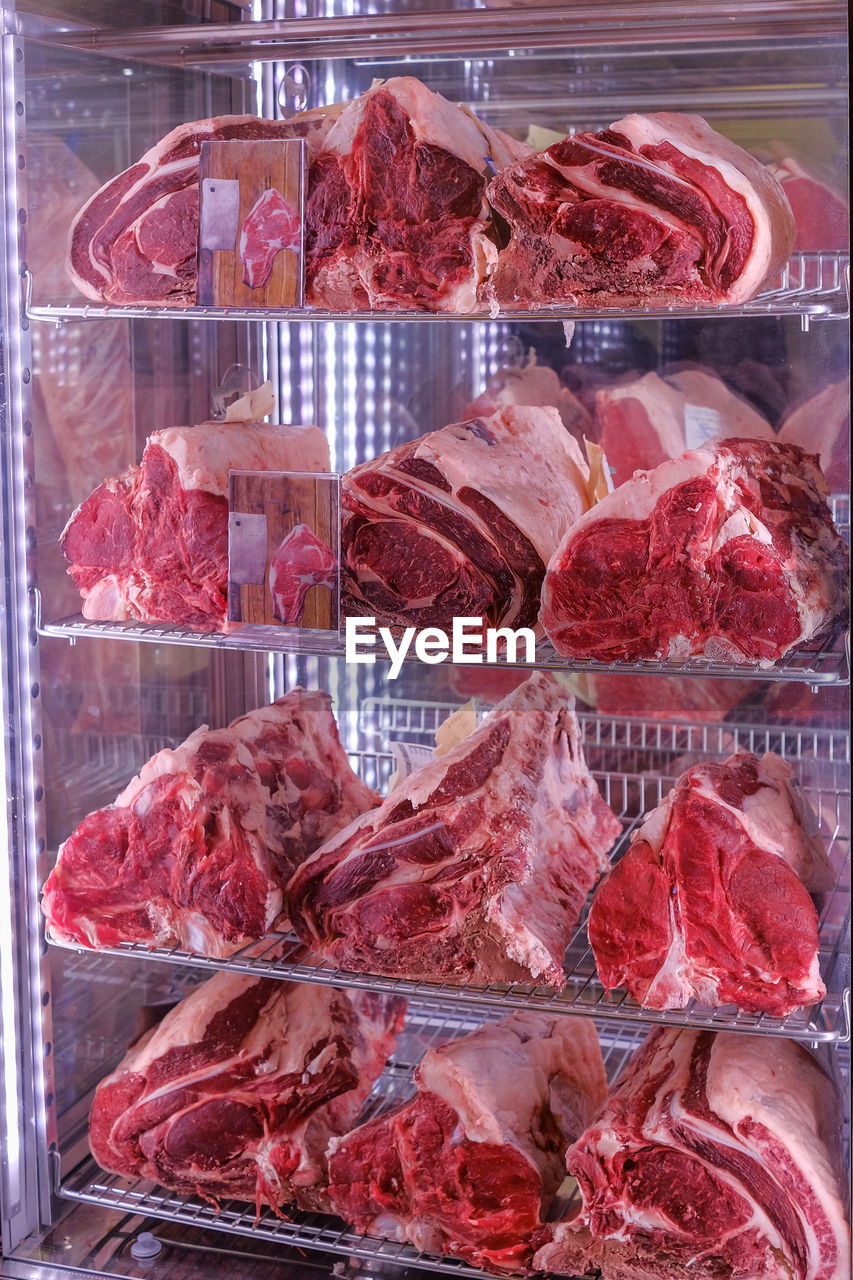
[24,253,851,325]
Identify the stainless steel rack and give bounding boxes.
[54,1012,647,1280]
[48,724,852,1043]
[24,252,851,324]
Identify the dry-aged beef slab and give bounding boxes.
[341,406,591,632]
[61,420,329,631]
[594,366,774,487]
[90,972,405,1213]
[42,690,378,957]
[328,1011,607,1274]
[305,76,528,312]
[541,438,848,665]
[67,109,341,306]
[588,751,830,1016]
[778,378,850,494]
[534,1028,850,1280]
[287,672,622,989]
[487,112,795,308]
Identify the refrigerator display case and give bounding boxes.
[1,3,849,1279]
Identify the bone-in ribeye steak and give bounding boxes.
[487,112,795,308]
[341,405,591,632]
[66,109,341,306]
[90,971,405,1212]
[287,672,622,989]
[588,751,831,1015]
[534,1027,850,1280]
[41,690,378,956]
[304,76,527,312]
[269,524,337,625]
[61,420,330,631]
[328,1011,607,1274]
[541,438,848,665]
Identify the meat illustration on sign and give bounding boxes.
[541,438,849,666]
[41,690,378,956]
[240,187,302,289]
[341,405,592,633]
[487,112,795,308]
[327,1011,608,1274]
[66,108,342,306]
[534,1027,850,1280]
[89,971,406,1213]
[269,524,337,625]
[588,751,831,1015]
[61,419,330,631]
[287,671,622,989]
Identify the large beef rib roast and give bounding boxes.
[287,671,622,989]
[588,751,831,1015]
[328,1010,607,1273]
[486,112,795,308]
[89,972,405,1212]
[42,690,377,956]
[534,1027,850,1280]
[540,438,848,665]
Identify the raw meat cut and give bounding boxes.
[327,1011,607,1273]
[487,112,795,308]
[766,152,849,252]
[67,109,340,306]
[305,76,529,312]
[90,971,405,1212]
[541,438,848,665]
[269,524,337,625]
[778,378,850,493]
[534,1028,850,1280]
[588,751,830,1015]
[287,672,622,989]
[240,188,301,289]
[341,405,591,632]
[41,690,378,956]
[461,351,593,442]
[61,420,330,631]
[566,671,758,724]
[595,367,774,487]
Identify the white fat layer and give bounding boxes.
[152,422,330,496]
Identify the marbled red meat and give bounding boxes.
[328,1011,606,1274]
[342,406,591,632]
[287,672,621,989]
[534,1028,850,1280]
[41,690,378,956]
[90,971,405,1212]
[61,420,329,631]
[588,751,831,1014]
[304,77,528,312]
[240,188,302,289]
[67,110,340,306]
[487,113,795,308]
[541,438,848,665]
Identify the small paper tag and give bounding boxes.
[198,138,306,308]
[389,741,435,784]
[227,471,340,629]
[684,404,721,451]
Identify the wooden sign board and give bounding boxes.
[227,471,340,629]
[198,138,305,308]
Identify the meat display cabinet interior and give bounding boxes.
[0,6,849,1280]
